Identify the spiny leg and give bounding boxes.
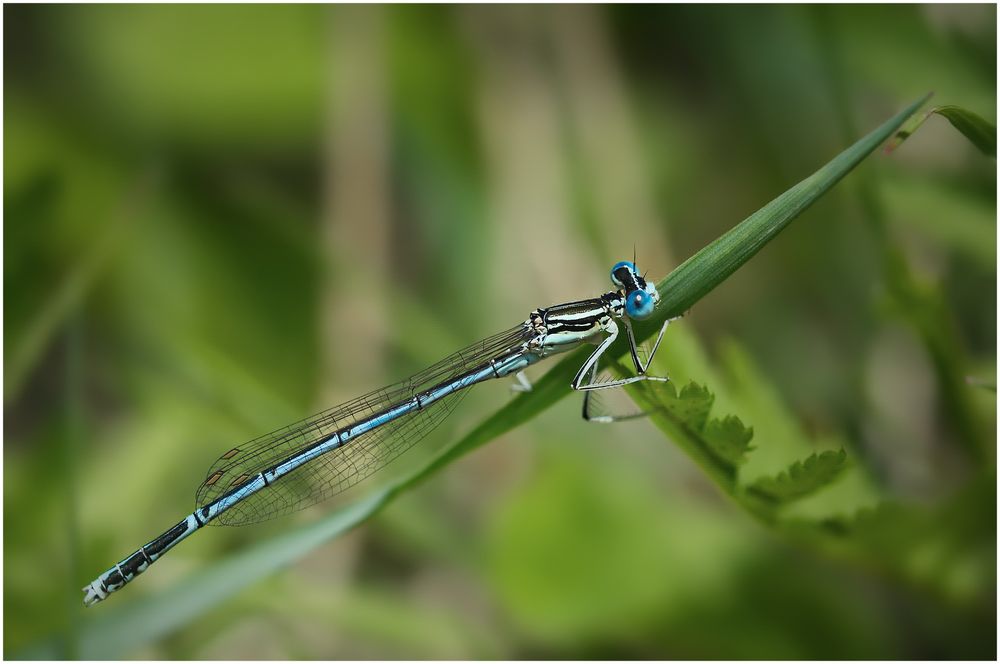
[626,313,683,374]
[573,319,671,392]
[571,318,623,391]
[582,363,659,423]
[575,316,679,422]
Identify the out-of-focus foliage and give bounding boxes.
[4,4,995,659]
[20,97,928,659]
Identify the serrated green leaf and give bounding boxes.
[665,382,714,432]
[704,415,756,468]
[746,450,850,505]
[635,380,755,488]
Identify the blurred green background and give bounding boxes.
[4,4,996,659]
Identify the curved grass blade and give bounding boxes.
[21,95,929,658]
[886,103,996,157]
[934,106,997,157]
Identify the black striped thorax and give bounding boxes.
[526,291,625,348]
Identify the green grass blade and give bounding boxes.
[934,106,997,157]
[886,103,996,158]
[654,94,931,321]
[35,95,929,658]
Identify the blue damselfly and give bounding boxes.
[83,261,676,606]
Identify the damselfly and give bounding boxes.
[83,260,677,606]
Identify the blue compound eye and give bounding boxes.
[625,289,655,320]
[610,260,637,287]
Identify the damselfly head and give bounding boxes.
[610,260,659,320]
[624,282,659,320]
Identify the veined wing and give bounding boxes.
[195,324,532,525]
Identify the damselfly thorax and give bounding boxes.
[528,296,617,356]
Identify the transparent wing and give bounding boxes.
[581,363,648,422]
[581,333,666,423]
[196,324,532,525]
[633,332,659,371]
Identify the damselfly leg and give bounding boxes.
[581,361,653,423]
[510,371,533,393]
[576,315,681,423]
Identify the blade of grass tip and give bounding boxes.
[652,93,932,322]
[31,95,930,659]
